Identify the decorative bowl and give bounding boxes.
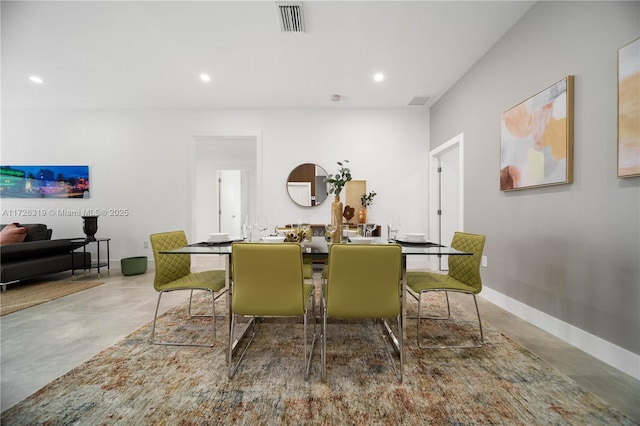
[404,233,427,242]
[208,232,230,242]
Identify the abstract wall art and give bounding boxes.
[0,165,90,198]
[500,76,574,191]
[618,37,640,178]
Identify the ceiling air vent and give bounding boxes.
[408,96,431,106]
[276,2,305,33]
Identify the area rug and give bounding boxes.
[1,291,635,425]
[0,280,104,316]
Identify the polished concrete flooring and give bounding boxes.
[1,257,639,422]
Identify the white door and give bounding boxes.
[429,133,464,271]
[218,170,243,236]
[287,182,312,206]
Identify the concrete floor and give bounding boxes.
[1,257,639,422]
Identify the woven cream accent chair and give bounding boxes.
[149,231,226,347]
[406,232,486,349]
[229,242,316,380]
[322,244,403,382]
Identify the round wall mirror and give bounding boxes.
[286,163,329,207]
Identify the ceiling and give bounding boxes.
[1,1,534,110]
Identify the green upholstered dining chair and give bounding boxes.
[406,231,486,349]
[149,231,226,347]
[322,244,403,382]
[229,242,316,380]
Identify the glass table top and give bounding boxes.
[161,237,471,257]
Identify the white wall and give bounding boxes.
[1,108,430,260]
[430,1,639,377]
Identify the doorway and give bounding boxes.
[192,134,260,242]
[217,170,249,235]
[429,133,464,271]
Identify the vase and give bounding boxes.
[82,215,99,241]
[330,195,343,243]
[358,207,367,224]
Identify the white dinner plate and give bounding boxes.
[262,236,285,243]
[349,236,374,244]
[404,233,427,242]
[208,233,230,242]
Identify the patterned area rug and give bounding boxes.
[1,291,635,425]
[0,280,104,316]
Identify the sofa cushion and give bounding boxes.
[0,224,28,245]
[0,223,52,242]
[0,239,80,261]
[22,224,52,241]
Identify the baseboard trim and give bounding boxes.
[481,286,640,380]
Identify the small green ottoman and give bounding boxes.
[121,256,148,276]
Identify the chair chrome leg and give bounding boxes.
[472,294,484,347]
[189,289,228,318]
[304,293,317,381]
[188,289,195,316]
[210,289,216,340]
[413,289,451,320]
[444,291,451,318]
[228,314,257,379]
[398,313,403,380]
[150,291,163,344]
[379,315,403,382]
[187,288,229,342]
[415,289,484,349]
[151,289,217,348]
[323,314,401,382]
[408,289,451,320]
[228,297,316,380]
[321,301,327,381]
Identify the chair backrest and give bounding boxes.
[231,242,305,316]
[149,231,191,291]
[325,244,402,318]
[447,232,486,293]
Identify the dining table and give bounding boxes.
[161,236,471,357]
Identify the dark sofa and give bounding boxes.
[0,224,91,291]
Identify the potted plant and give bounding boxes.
[358,190,376,223]
[325,160,352,196]
[325,160,352,242]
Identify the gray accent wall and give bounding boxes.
[430,2,639,356]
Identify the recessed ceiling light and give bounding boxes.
[200,73,211,83]
[29,75,44,84]
[373,72,385,82]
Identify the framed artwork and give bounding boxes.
[618,37,640,178]
[500,76,574,191]
[344,180,366,218]
[0,165,90,198]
